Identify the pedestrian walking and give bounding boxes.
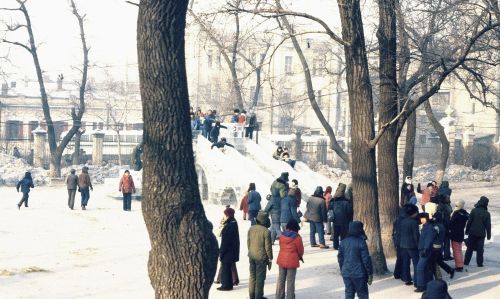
[449,199,469,272]
[239,191,249,221]
[338,221,373,299]
[330,183,353,250]
[16,172,34,209]
[426,202,455,280]
[78,166,93,210]
[399,204,420,286]
[119,170,136,211]
[266,172,288,243]
[392,207,406,280]
[248,211,273,299]
[464,196,491,267]
[247,183,262,225]
[304,186,329,249]
[217,207,240,291]
[276,220,304,299]
[415,212,436,293]
[66,169,79,210]
[280,189,300,231]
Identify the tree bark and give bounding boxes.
[424,101,449,185]
[402,109,417,178]
[137,1,219,298]
[277,0,351,167]
[337,0,387,274]
[376,0,399,258]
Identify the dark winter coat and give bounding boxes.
[204,115,214,132]
[438,181,452,198]
[17,176,34,194]
[399,216,420,249]
[338,221,373,278]
[421,279,452,299]
[248,212,273,262]
[220,217,240,263]
[401,181,415,206]
[211,141,234,149]
[66,174,78,190]
[330,197,353,227]
[418,222,437,257]
[436,202,452,230]
[280,193,300,224]
[449,209,469,242]
[264,195,281,223]
[304,196,327,223]
[392,208,406,248]
[465,197,491,239]
[277,230,304,269]
[432,220,446,250]
[209,123,227,139]
[247,190,262,212]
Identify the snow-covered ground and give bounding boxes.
[1,182,499,298]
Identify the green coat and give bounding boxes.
[248,224,273,262]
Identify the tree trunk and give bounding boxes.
[337,0,387,274]
[137,1,219,298]
[424,101,449,185]
[402,109,416,177]
[72,130,84,165]
[277,0,351,167]
[49,150,62,178]
[376,0,399,258]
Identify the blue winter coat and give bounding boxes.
[247,191,262,212]
[280,195,300,224]
[16,177,34,193]
[418,223,437,257]
[338,221,373,278]
[264,196,281,223]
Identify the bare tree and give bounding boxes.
[1,0,89,177]
[137,0,218,297]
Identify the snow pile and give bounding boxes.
[61,164,122,184]
[0,153,49,186]
[314,163,352,184]
[412,164,500,183]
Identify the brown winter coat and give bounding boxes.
[78,172,92,189]
[240,192,249,214]
[119,175,136,193]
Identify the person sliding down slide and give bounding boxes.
[211,137,235,153]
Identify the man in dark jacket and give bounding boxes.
[203,111,215,139]
[66,169,79,210]
[436,194,453,260]
[211,137,235,150]
[280,189,300,231]
[305,186,329,249]
[415,213,436,293]
[392,207,406,280]
[399,204,420,286]
[16,172,34,209]
[449,199,469,271]
[247,183,262,226]
[464,196,491,267]
[266,172,288,244]
[330,184,353,250]
[218,207,240,291]
[248,211,273,299]
[210,121,227,143]
[338,221,373,299]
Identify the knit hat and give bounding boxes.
[224,207,235,218]
[425,202,438,218]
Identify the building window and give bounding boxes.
[207,49,213,69]
[6,120,22,140]
[419,135,426,145]
[430,92,450,110]
[285,56,292,75]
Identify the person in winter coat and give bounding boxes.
[417,182,434,209]
[436,194,453,260]
[245,110,257,139]
[231,109,240,123]
[280,189,300,231]
[324,186,333,235]
[16,172,34,209]
[273,146,284,160]
[247,183,262,225]
[438,181,452,201]
[238,110,247,124]
[338,221,373,299]
[392,207,406,280]
[119,170,136,211]
[415,212,437,293]
[399,204,420,286]
[203,112,215,139]
[66,169,79,210]
[401,176,415,207]
[210,121,227,143]
[240,191,249,221]
[290,179,302,210]
[218,207,240,291]
[211,137,235,150]
[266,172,288,243]
[449,199,469,271]
[276,220,304,299]
[421,279,452,299]
[464,196,491,267]
[78,166,93,210]
[426,203,455,281]
[248,211,273,299]
[330,183,353,250]
[304,186,329,249]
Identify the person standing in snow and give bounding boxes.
[238,110,247,125]
[280,189,300,231]
[275,219,304,299]
[16,172,34,209]
[248,211,273,299]
[210,121,227,143]
[417,182,434,210]
[415,212,436,293]
[426,203,455,281]
[231,109,240,123]
[324,186,333,235]
[401,176,415,207]
[399,204,420,286]
[266,172,288,244]
[449,199,469,272]
[290,179,302,210]
[464,196,491,267]
[247,183,262,225]
[217,207,240,291]
[119,170,136,211]
[304,186,329,249]
[78,166,93,210]
[330,183,353,250]
[245,110,257,139]
[392,207,406,281]
[338,221,373,299]
[239,191,249,221]
[66,169,79,210]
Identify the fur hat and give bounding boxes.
[425,202,438,218]
[256,211,270,228]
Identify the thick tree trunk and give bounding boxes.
[376,0,399,258]
[137,1,219,298]
[402,110,416,177]
[72,130,84,165]
[424,101,449,185]
[337,0,387,274]
[49,150,62,178]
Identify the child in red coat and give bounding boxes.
[276,220,304,299]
